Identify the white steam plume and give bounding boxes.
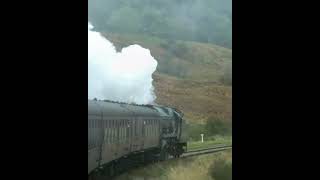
[88,23,158,104]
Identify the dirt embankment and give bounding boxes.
[153,73,232,123]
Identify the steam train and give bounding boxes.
[88,99,187,177]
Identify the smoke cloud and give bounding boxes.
[88,23,158,104]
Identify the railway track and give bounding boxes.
[180,144,232,158]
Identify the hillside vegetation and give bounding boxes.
[153,73,231,123]
[89,0,232,48]
[105,33,232,124]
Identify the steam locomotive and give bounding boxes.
[88,99,187,177]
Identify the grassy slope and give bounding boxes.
[103,32,232,82]
[114,150,232,180]
[153,73,231,123]
[104,32,232,123]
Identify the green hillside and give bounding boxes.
[105,33,232,123]
[89,0,232,48]
[104,33,232,82]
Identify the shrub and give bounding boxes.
[186,123,206,141]
[209,157,232,180]
[205,118,231,136]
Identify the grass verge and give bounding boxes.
[114,150,232,180]
[187,135,232,151]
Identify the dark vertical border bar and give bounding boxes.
[2,0,89,180]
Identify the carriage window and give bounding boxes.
[137,120,140,136]
[115,120,118,142]
[153,120,156,135]
[109,120,111,143]
[153,120,155,136]
[88,124,91,148]
[156,120,158,132]
[150,120,152,135]
[150,120,152,136]
[122,120,124,141]
[91,121,94,147]
[123,120,125,142]
[114,120,117,143]
[108,121,111,143]
[106,121,108,143]
[145,120,147,136]
[137,121,139,136]
[131,121,133,138]
[110,120,112,143]
[136,120,139,137]
[122,120,124,142]
[155,120,157,135]
[126,121,128,139]
[134,121,137,136]
[92,119,94,128]
[110,120,113,143]
[116,120,119,143]
[119,120,121,142]
[113,120,115,143]
[120,119,123,142]
[146,121,148,136]
[124,120,126,141]
[114,120,116,143]
[93,124,96,146]
[151,120,153,136]
[149,120,151,136]
[117,120,121,142]
[146,119,149,136]
[106,120,110,144]
[91,119,95,147]
[114,120,116,142]
[105,121,108,144]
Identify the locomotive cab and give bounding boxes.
[174,110,188,154]
[159,108,187,158]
